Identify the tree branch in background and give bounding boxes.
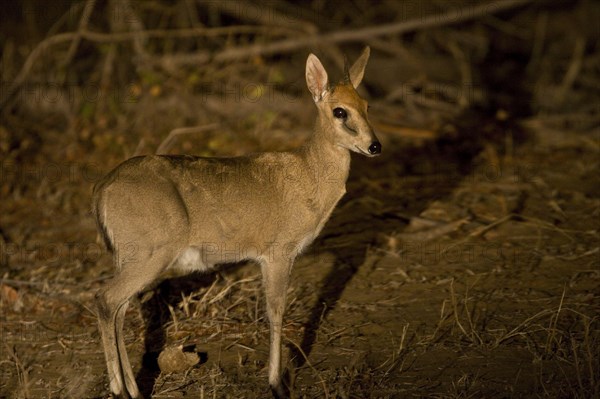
[63,0,98,69]
[154,0,536,68]
[1,0,536,110]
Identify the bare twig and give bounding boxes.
[286,337,330,398]
[556,35,586,104]
[156,123,220,154]
[527,11,548,73]
[198,0,318,35]
[545,285,567,353]
[447,40,472,109]
[0,276,111,288]
[184,0,201,28]
[371,120,437,140]
[63,0,97,68]
[96,43,117,120]
[162,0,536,67]
[5,344,31,398]
[47,1,86,37]
[112,0,149,61]
[449,279,471,341]
[396,218,469,242]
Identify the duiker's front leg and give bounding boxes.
[261,258,293,398]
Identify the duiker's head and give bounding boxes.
[305,46,381,156]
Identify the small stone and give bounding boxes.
[157,345,200,374]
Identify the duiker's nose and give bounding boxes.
[368,141,382,155]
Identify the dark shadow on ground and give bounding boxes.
[134,261,254,397]
[135,273,215,398]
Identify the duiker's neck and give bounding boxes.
[300,111,351,186]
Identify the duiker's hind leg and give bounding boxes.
[97,297,125,397]
[97,248,176,398]
[116,300,139,397]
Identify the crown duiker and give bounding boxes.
[93,46,380,399]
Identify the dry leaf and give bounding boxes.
[0,284,24,312]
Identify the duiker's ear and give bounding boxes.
[306,54,329,102]
[349,46,370,88]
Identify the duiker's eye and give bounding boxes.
[333,107,347,119]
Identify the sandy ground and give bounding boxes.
[1,114,598,398]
